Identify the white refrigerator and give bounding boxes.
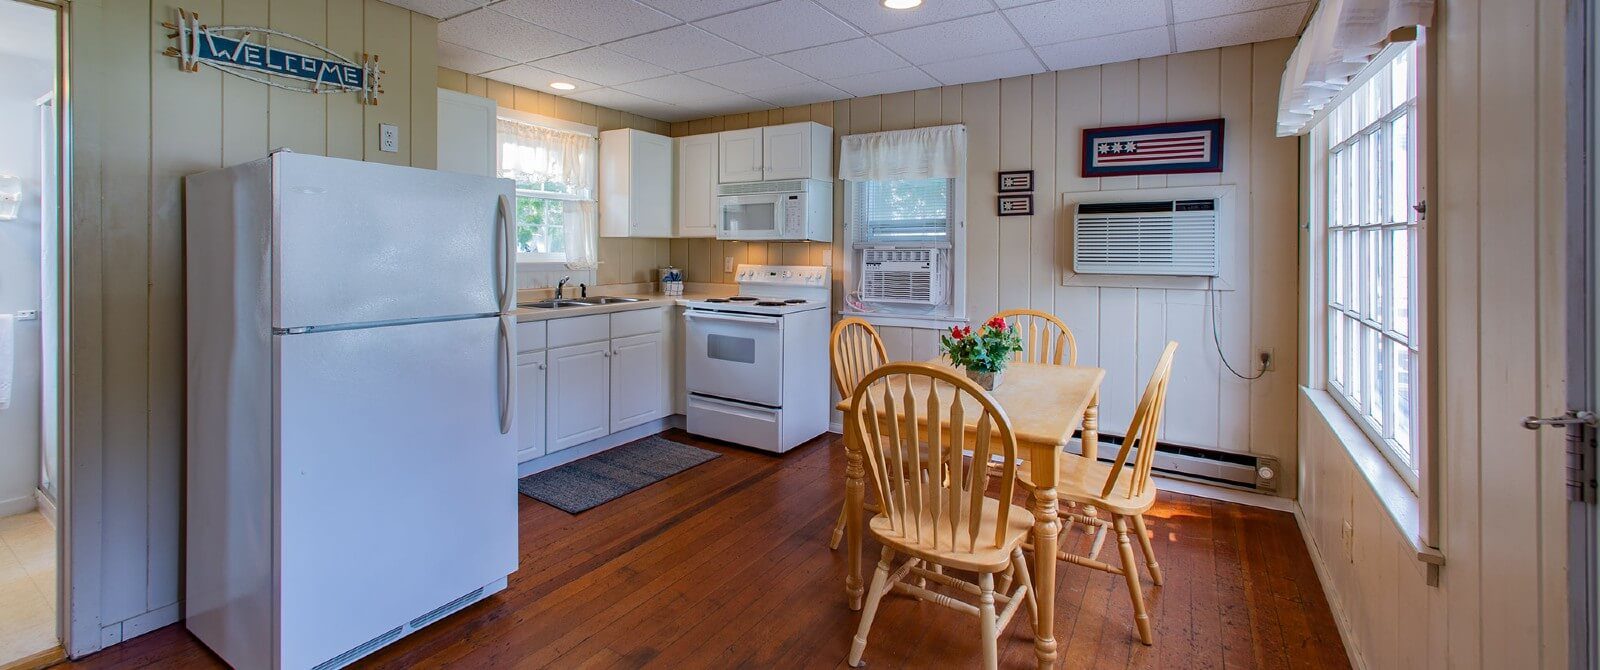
[184,152,519,670]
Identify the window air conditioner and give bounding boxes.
[1073,199,1220,276]
[859,247,947,305]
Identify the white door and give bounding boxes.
[762,123,811,181]
[274,152,514,328]
[437,88,497,177]
[677,135,718,237]
[718,128,764,183]
[547,340,611,451]
[611,332,666,432]
[516,350,547,462]
[631,131,675,236]
[683,310,784,406]
[276,316,517,670]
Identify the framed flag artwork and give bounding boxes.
[997,194,1032,216]
[998,170,1034,192]
[1081,118,1225,177]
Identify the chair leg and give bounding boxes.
[848,548,895,667]
[997,562,1014,593]
[1114,516,1153,645]
[1131,513,1163,586]
[977,572,999,670]
[829,504,847,550]
[1010,548,1038,631]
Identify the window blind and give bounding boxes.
[851,178,953,245]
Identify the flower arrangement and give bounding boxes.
[939,316,1024,390]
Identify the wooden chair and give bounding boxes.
[828,318,889,550]
[1019,341,1177,646]
[988,308,1077,365]
[846,363,1037,670]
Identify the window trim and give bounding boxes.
[496,109,598,267]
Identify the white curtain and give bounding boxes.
[1276,0,1434,136]
[838,124,966,181]
[498,119,598,269]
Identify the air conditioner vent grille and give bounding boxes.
[1073,198,1220,276]
[860,247,946,305]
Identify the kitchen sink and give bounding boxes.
[571,296,645,305]
[519,299,589,309]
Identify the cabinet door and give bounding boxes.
[546,341,611,452]
[718,128,764,183]
[676,135,718,237]
[762,123,812,181]
[632,131,675,236]
[516,351,547,463]
[610,332,667,432]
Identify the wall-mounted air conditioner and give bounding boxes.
[1073,198,1220,276]
[859,247,947,305]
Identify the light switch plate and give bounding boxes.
[724,256,734,272]
[379,124,399,153]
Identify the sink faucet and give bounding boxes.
[555,276,572,299]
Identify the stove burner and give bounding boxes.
[783,298,807,304]
[704,298,729,303]
[755,301,788,307]
[727,296,759,302]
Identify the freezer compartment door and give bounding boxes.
[274,152,515,328]
[276,316,517,669]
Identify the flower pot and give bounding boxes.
[965,368,1003,391]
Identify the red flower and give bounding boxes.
[985,316,1008,331]
[949,325,970,340]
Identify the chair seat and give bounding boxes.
[1017,454,1156,517]
[867,497,1034,573]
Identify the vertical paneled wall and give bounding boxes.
[437,67,673,290]
[670,40,1300,483]
[67,0,437,652]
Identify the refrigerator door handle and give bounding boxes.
[497,315,514,435]
[496,193,515,314]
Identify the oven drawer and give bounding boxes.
[687,395,782,453]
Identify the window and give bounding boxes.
[1323,43,1421,484]
[853,178,954,245]
[497,114,597,266]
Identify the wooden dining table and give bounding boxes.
[835,359,1106,670]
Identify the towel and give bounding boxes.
[0,314,13,410]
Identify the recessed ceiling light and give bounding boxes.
[883,0,922,8]
[549,82,577,91]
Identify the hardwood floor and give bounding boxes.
[62,430,1348,669]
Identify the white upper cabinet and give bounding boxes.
[716,122,832,184]
[436,89,497,177]
[718,128,764,184]
[676,134,719,238]
[600,128,674,238]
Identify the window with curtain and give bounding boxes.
[497,117,598,267]
[1323,43,1421,484]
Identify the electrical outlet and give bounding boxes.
[1257,347,1276,371]
[822,249,832,266]
[379,124,400,153]
[724,256,734,272]
[15,309,37,320]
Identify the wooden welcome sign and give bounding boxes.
[162,8,383,105]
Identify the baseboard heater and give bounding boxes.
[1081,433,1280,494]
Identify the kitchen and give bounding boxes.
[6,0,1579,669]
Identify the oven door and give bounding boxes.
[683,309,784,406]
[718,193,786,240]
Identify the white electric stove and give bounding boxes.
[682,265,831,453]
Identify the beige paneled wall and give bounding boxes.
[671,40,1300,481]
[438,67,673,288]
[67,0,439,653]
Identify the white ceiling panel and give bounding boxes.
[636,0,771,21]
[568,87,668,111]
[1172,0,1308,23]
[921,48,1045,86]
[688,58,813,92]
[441,9,587,62]
[488,65,599,93]
[684,94,773,116]
[607,25,756,71]
[826,66,940,98]
[626,99,703,122]
[810,0,993,34]
[875,13,1025,65]
[381,0,485,20]
[1174,3,1310,52]
[991,0,1051,6]
[772,38,909,80]
[748,80,848,107]
[437,41,517,74]
[533,47,672,86]
[617,74,737,105]
[492,0,678,44]
[695,0,863,55]
[1002,0,1168,46]
[1033,26,1171,71]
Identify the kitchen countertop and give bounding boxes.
[512,285,735,323]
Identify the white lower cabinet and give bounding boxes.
[515,351,547,462]
[545,340,611,452]
[610,332,667,432]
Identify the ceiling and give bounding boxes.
[398,0,1312,123]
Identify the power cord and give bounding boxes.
[1208,277,1268,381]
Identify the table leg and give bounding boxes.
[1030,485,1061,668]
[1082,391,1099,462]
[844,421,866,611]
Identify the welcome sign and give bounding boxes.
[162,8,382,104]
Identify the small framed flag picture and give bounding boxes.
[1082,118,1225,177]
[997,194,1032,217]
[998,170,1034,192]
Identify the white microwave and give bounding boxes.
[716,179,833,242]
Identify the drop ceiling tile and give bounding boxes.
[809,0,993,34]
[1172,0,1307,23]
[748,80,848,107]
[921,48,1044,86]
[1174,3,1310,52]
[688,58,813,93]
[617,74,737,106]
[875,13,1025,65]
[695,0,864,55]
[438,41,517,74]
[992,0,1051,6]
[440,9,587,62]
[491,0,679,44]
[381,0,484,20]
[487,65,599,93]
[533,47,672,86]
[1002,0,1168,46]
[637,0,771,21]
[628,100,702,122]
[685,94,772,116]
[1033,26,1170,71]
[608,25,756,71]
[826,66,940,98]
[773,38,910,80]
[568,87,664,110]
